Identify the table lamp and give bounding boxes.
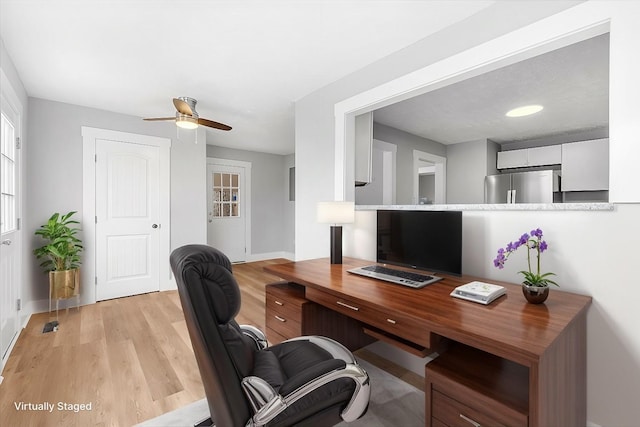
[317,201,355,264]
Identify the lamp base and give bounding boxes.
[330,226,343,264]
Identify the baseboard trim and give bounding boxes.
[245,251,294,262]
[1,310,32,373]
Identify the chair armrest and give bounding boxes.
[282,335,356,364]
[239,324,268,350]
[281,362,370,423]
[241,376,285,419]
[245,363,369,426]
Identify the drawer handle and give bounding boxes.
[459,413,481,427]
[336,301,359,311]
[274,315,286,322]
[274,300,284,306]
[386,318,396,324]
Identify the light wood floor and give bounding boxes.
[0,259,422,427]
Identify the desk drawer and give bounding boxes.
[266,309,302,339]
[306,287,431,349]
[266,296,302,323]
[432,390,509,427]
[265,282,306,341]
[266,282,306,307]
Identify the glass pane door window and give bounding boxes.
[1,112,16,234]
[212,172,240,218]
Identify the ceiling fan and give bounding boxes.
[143,97,232,131]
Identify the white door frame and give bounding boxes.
[332,7,611,201]
[413,150,446,205]
[206,157,252,259]
[374,139,397,205]
[0,68,24,369]
[82,127,171,304]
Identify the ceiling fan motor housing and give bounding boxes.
[178,97,199,115]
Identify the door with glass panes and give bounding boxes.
[207,162,246,262]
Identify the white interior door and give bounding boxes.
[96,140,163,301]
[1,92,21,362]
[207,162,247,262]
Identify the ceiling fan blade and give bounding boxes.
[143,117,176,121]
[173,98,193,115]
[198,118,232,131]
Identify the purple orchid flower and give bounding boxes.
[493,228,557,287]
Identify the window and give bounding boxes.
[1,112,16,234]
[211,172,240,218]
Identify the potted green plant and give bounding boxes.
[34,211,83,300]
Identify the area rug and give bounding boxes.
[136,359,424,427]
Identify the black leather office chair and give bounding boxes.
[170,245,370,427]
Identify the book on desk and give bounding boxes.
[450,281,506,305]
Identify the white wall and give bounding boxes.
[26,98,206,309]
[296,2,640,425]
[350,205,640,427]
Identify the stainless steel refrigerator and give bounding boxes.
[484,170,559,204]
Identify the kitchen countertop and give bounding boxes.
[356,203,615,211]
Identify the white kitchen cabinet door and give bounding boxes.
[497,149,528,169]
[528,145,562,166]
[561,139,609,191]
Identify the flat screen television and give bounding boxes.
[377,210,462,276]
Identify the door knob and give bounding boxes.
[151,224,158,229]
[1,239,11,245]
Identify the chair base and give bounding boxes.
[194,416,214,427]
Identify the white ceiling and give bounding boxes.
[374,32,609,145]
[0,0,496,155]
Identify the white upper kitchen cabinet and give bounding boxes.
[496,149,528,169]
[561,138,609,191]
[527,145,562,166]
[497,145,562,169]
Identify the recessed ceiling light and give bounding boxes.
[505,105,544,117]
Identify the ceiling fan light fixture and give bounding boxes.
[176,113,199,129]
[505,104,544,118]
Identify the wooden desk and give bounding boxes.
[264,257,591,427]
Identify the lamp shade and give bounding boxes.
[317,201,355,224]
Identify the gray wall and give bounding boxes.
[418,174,435,203]
[27,98,206,306]
[445,139,494,204]
[500,126,608,151]
[206,145,293,256]
[283,154,295,255]
[373,122,445,204]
